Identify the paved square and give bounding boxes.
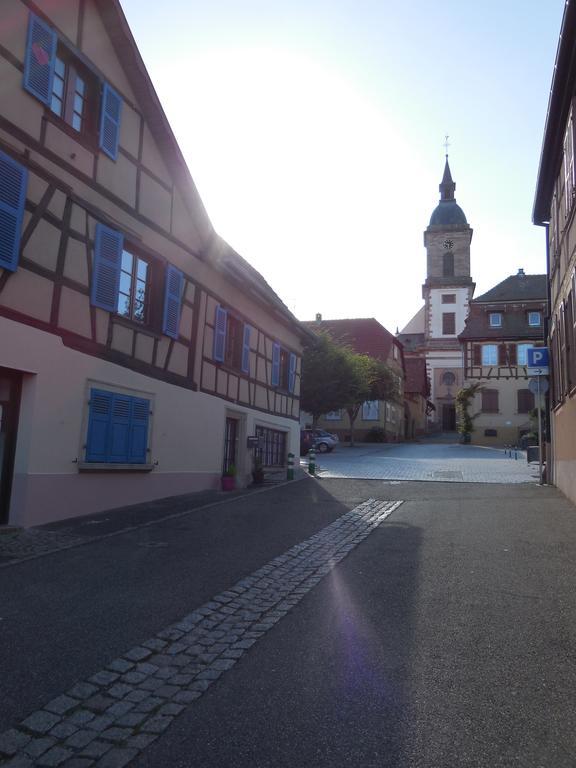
[309,442,538,484]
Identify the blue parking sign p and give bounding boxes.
[527,347,549,367]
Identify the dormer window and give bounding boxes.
[528,311,541,327]
[489,312,502,327]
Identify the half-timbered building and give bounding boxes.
[0,1,308,526]
[458,271,547,446]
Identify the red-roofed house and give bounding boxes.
[302,317,405,442]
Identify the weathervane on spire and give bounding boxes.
[444,134,450,158]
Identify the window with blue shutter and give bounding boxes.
[86,389,150,464]
[91,223,123,312]
[242,325,251,374]
[86,390,112,462]
[99,82,123,161]
[162,264,183,339]
[214,306,227,362]
[288,352,297,393]
[23,13,56,106]
[0,152,28,272]
[271,342,281,386]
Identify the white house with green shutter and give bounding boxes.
[0,0,309,527]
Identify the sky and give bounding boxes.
[120,0,564,333]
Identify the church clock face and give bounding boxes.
[444,239,454,250]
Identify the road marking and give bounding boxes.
[0,498,402,766]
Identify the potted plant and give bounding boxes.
[251,455,265,486]
[221,464,236,491]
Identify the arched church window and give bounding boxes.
[442,371,456,386]
[443,252,454,276]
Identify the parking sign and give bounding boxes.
[527,347,549,367]
[527,347,549,375]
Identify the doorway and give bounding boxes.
[223,416,238,474]
[442,403,456,431]
[0,369,22,525]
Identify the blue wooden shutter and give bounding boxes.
[23,13,56,106]
[0,152,28,272]
[99,82,123,160]
[162,264,183,339]
[109,394,131,462]
[271,342,281,386]
[288,352,297,393]
[242,325,251,374]
[128,397,150,463]
[91,223,123,312]
[213,306,227,362]
[86,389,112,462]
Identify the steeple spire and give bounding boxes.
[439,157,456,201]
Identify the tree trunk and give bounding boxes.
[347,406,360,447]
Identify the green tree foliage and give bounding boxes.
[301,334,400,446]
[300,333,356,425]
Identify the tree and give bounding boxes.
[301,333,400,446]
[300,333,355,426]
[343,355,399,447]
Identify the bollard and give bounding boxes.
[287,452,294,481]
[308,447,316,476]
[514,445,518,460]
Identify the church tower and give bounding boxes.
[422,157,475,430]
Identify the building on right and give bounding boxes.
[458,271,547,446]
[533,0,576,502]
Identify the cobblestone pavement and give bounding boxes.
[309,443,538,484]
[0,498,401,768]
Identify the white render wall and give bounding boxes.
[428,287,470,338]
[2,317,299,527]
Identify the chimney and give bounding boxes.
[517,268,525,276]
[315,313,322,323]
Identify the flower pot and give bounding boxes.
[221,475,235,491]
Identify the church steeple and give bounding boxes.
[439,157,456,201]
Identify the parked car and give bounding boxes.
[300,429,339,454]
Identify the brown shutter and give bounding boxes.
[508,344,517,365]
[482,388,499,413]
[498,343,507,366]
[473,344,481,366]
[517,389,534,414]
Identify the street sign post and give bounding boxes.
[526,348,549,485]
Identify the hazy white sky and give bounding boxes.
[121,0,563,333]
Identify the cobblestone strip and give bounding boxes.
[0,498,402,768]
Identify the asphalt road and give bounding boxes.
[2,478,576,767]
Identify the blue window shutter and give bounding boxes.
[23,13,56,106]
[108,394,130,463]
[86,389,112,462]
[91,223,123,312]
[272,342,281,386]
[128,398,150,464]
[288,352,297,393]
[162,264,183,339]
[242,325,251,374]
[213,306,227,362]
[0,152,28,272]
[99,82,123,160]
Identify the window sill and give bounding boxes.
[78,462,155,472]
[112,315,163,340]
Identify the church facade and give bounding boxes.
[399,159,474,431]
